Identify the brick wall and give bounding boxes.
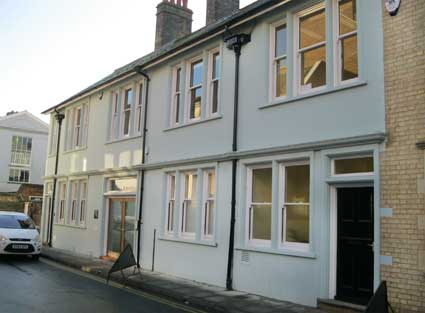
[381,1,425,312]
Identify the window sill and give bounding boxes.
[164,115,222,132]
[236,246,316,259]
[106,134,143,145]
[63,146,88,155]
[159,236,218,247]
[54,223,87,230]
[262,80,367,110]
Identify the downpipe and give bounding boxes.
[48,110,65,247]
[134,66,150,268]
[224,33,251,290]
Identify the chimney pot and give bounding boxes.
[206,0,239,25]
[155,0,193,50]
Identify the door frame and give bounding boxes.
[329,182,375,300]
[104,196,137,259]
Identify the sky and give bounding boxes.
[0,0,256,123]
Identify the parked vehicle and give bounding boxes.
[0,211,41,260]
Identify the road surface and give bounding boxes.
[0,255,202,313]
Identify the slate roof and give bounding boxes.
[42,0,288,114]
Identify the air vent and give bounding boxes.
[241,251,250,264]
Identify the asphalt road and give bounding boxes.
[0,255,202,313]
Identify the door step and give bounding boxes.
[317,299,365,313]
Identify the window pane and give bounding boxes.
[252,204,271,240]
[341,34,358,81]
[125,89,133,108]
[285,165,310,203]
[275,25,287,57]
[170,175,176,199]
[252,168,272,203]
[184,201,197,233]
[110,178,137,192]
[176,68,181,92]
[301,45,326,89]
[206,200,214,236]
[138,84,143,104]
[212,80,219,114]
[276,59,287,97]
[339,0,357,35]
[286,204,309,243]
[334,157,374,175]
[213,53,220,79]
[300,9,326,48]
[191,61,203,86]
[190,87,202,119]
[208,172,215,198]
[124,111,130,135]
[175,95,180,123]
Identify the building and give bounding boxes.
[0,111,48,218]
[380,1,425,312]
[40,0,424,312]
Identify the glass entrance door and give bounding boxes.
[107,198,136,259]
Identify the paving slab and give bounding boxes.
[41,246,325,313]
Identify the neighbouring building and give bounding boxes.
[40,0,424,312]
[0,111,48,221]
[380,1,425,312]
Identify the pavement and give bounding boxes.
[41,246,325,313]
[0,254,199,313]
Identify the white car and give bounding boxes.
[0,211,41,260]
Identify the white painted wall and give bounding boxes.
[0,112,48,192]
[42,0,385,307]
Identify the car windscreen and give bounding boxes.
[0,215,36,229]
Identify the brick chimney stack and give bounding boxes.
[206,0,239,25]
[155,0,193,50]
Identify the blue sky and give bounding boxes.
[0,0,255,123]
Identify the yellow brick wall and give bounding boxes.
[381,1,425,312]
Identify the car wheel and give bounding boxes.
[32,255,40,261]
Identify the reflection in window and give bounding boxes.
[189,60,203,120]
[274,24,287,98]
[203,170,215,237]
[334,157,373,175]
[338,0,358,81]
[249,167,272,241]
[298,8,326,92]
[283,164,310,244]
[182,172,197,234]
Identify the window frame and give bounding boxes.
[294,3,327,96]
[58,181,67,224]
[207,48,221,117]
[202,169,216,240]
[10,135,32,166]
[334,0,359,86]
[246,164,273,247]
[278,160,311,251]
[171,66,183,126]
[185,56,204,123]
[270,20,288,102]
[180,170,198,239]
[110,91,120,141]
[79,181,87,225]
[8,167,30,183]
[73,107,82,148]
[135,82,144,134]
[70,180,79,224]
[165,173,176,235]
[121,86,133,137]
[49,118,58,155]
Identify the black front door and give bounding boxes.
[336,187,374,305]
